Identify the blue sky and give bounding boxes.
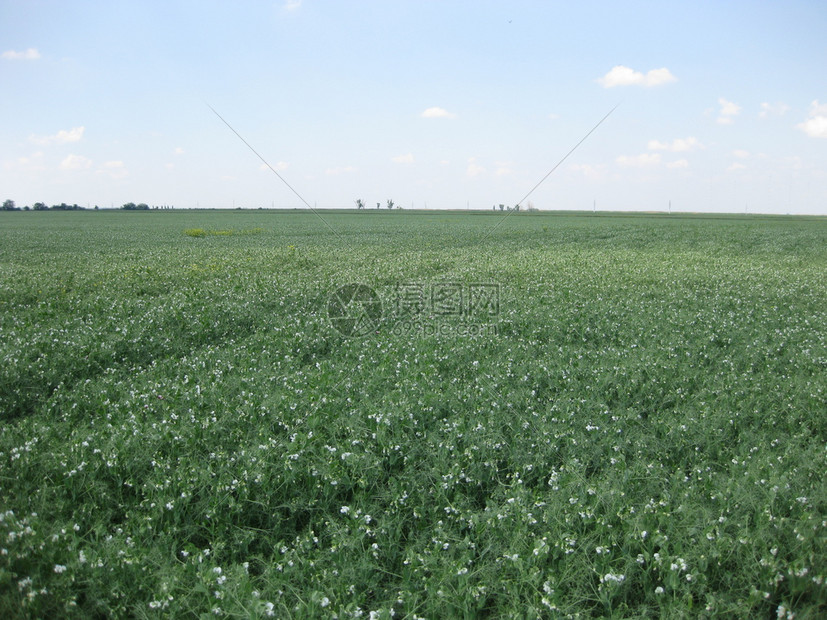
[2,0,826,213]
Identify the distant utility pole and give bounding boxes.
[668,200,671,214]
[593,199,596,213]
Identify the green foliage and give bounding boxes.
[185,227,264,238]
[0,210,825,617]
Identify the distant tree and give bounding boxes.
[386,199,395,210]
[33,202,48,211]
[2,199,17,211]
[136,203,149,210]
[23,205,30,211]
[355,199,365,210]
[499,204,504,211]
[121,202,137,210]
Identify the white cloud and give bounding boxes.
[466,157,485,177]
[616,153,661,167]
[666,159,689,169]
[727,162,747,171]
[796,100,827,138]
[421,106,456,119]
[391,153,414,164]
[59,154,92,170]
[647,137,702,152]
[283,0,303,10]
[548,113,560,120]
[732,149,750,159]
[174,147,185,155]
[2,48,40,60]
[717,98,741,124]
[597,65,676,88]
[30,126,85,145]
[759,102,790,118]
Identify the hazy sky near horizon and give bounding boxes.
[2,1,826,214]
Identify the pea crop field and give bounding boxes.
[1,209,825,618]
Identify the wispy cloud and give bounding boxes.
[666,159,689,170]
[616,153,661,167]
[59,154,92,170]
[568,163,605,180]
[495,162,513,176]
[283,0,303,11]
[325,165,356,175]
[2,48,40,60]
[759,102,790,118]
[727,162,747,171]
[9,151,45,172]
[30,126,85,145]
[421,106,456,119]
[391,153,414,164]
[648,137,702,152]
[598,65,676,88]
[466,157,484,177]
[796,100,827,139]
[173,147,185,155]
[259,161,288,171]
[717,98,741,125]
[98,160,128,179]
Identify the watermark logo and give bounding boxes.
[327,284,382,337]
[328,281,500,337]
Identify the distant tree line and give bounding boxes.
[2,199,87,211]
[1,199,170,211]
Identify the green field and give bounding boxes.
[1,210,826,618]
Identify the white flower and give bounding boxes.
[601,573,625,584]
[320,596,330,607]
[655,586,664,594]
[340,506,350,515]
[53,565,67,573]
[264,601,275,616]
